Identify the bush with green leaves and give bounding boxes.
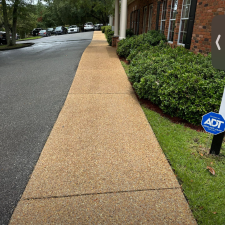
[106,30,114,46]
[126,29,134,37]
[117,30,167,59]
[101,26,106,33]
[129,44,225,125]
[103,26,112,35]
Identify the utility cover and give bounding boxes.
[212,15,225,70]
[201,112,225,135]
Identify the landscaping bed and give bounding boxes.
[0,43,34,50]
[117,31,225,126]
[121,61,225,225]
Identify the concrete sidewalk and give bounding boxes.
[10,32,197,224]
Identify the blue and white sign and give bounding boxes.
[201,112,225,135]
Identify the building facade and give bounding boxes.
[123,0,225,55]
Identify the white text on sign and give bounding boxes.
[204,118,224,128]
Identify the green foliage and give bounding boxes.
[117,30,167,59]
[104,26,112,35]
[101,26,106,33]
[142,106,225,225]
[126,28,134,37]
[128,44,225,125]
[106,30,114,46]
[101,25,111,34]
[45,0,114,26]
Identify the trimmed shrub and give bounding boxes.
[117,30,167,59]
[101,26,106,33]
[106,30,114,46]
[104,26,112,35]
[129,45,225,125]
[126,29,134,37]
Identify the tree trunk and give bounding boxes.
[2,0,11,46]
[12,0,20,45]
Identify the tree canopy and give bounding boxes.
[0,0,114,45]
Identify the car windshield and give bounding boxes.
[55,27,62,31]
[47,28,53,31]
[40,30,46,33]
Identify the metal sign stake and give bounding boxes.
[209,131,225,155]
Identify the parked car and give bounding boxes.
[68,25,80,33]
[33,28,42,36]
[84,22,94,31]
[54,26,67,35]
[94,24,101,30]
[10,33,20,40]
[0,31,20,45]
[47,28,54,35]
[0,31,7,45]
[38,30,51,37]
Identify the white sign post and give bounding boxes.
[209,87,225,155]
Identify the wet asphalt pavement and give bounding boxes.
[0,32,93,225]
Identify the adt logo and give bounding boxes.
[201,112,225,135]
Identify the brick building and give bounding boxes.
[118,0,224,55]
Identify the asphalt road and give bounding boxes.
[0,32,93,225]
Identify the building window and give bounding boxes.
[168,0,178,42]
[178,0,191,45]
[133,10,137,34]
[143,6,148,33]
[160,0,167,34]
[130,11,133,29]
[148,4,153,31]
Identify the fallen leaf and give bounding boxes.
[210,162,213,165]
[207,166,216,175]
[190,180,193,182]
[213,212,217,214]
[199,206,204,210]
[200,153,203,156]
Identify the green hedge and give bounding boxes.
[117,30,167,59]
[128,43,225,125]
[101,26,111,34]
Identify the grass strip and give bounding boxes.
[0,43,26,50]
[121,61,225,225]
[18,36,42,41]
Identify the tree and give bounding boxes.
[43,0,114,26]
[1,0,34,46]
[2,0,11,45]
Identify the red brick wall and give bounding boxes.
[191,0,225,55]
[127,0,158,34]
[126,0,225,54]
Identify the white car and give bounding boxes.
[68,25,80,34]
[84,22,94,31]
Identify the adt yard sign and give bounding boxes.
[212,15,225,70]
[201,112,225,135]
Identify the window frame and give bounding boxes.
[148,4,153,31]
[167,0,178,43]
[178,0,191,46]
[143,6,148,33]
[160,0,168,34]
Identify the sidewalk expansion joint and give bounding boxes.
[22,187,181,201]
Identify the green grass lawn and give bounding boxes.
[18,36,42,41]
[0,43,26,50]
[121,61,225,225]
